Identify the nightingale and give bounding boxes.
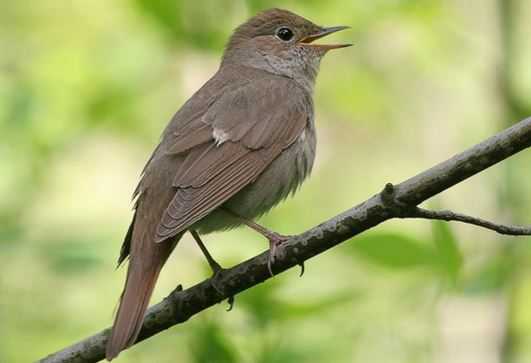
[106,8,350,360]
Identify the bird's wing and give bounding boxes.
[155,77,310,242]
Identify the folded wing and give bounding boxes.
[155,77,310,242]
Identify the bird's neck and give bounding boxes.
[222,49,319,95]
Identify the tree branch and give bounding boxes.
[39,117,531,363]
[402,207,531,235]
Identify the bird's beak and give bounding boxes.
[299,26,352,51]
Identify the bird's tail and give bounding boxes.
[105,262,161,360]
[105,232,181,361]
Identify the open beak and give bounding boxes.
[299,26,352,51]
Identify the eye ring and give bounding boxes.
[275,27,294,42]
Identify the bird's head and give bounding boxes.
[222,8,350,90]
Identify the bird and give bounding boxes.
[105,8,350,360]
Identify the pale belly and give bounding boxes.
[193,127,316,234]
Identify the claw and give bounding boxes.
[267,257,275,276]
[210,268,236,312]
[267,234,288,276]
[298,262,305,277]
[226,295,235,311]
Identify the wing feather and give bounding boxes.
[155,77,310,242]
[166,124,213,155]
[156,148,274,241]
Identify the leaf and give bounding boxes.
[432,221,462,284]
[348,232,437,269]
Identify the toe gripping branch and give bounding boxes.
[267,238,306,278]
[209,268,235,312]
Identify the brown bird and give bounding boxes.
[106,8,350,360]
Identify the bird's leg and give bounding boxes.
[222,208,300,276]
[240,219,289,276]
[190,230,222,273]
[190,230,234,311]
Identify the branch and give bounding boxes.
[402,207,531,235]
[40,117,531,363]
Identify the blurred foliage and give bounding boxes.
[1,0,531,362]
[350,232,438,269]
[432,221,462,285]
[190,320,239,363]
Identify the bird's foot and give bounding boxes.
[259,231,304,277]
[190,230,235,310]
[209,264,235,311]
[267,232,291,276]
[219,209,303,277]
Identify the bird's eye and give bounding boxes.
[276,27,294,42]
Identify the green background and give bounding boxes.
[1,1,531,362]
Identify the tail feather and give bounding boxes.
[105,264,162,360]
[107,174,181,360]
